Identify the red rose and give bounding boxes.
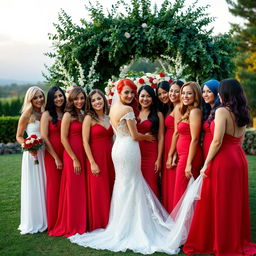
[30,134,37,139]
[159,72,165,77]
[138,78,145,84]
[151,83,157,89]
[27,143,33,149]
[38,139,43,144]
[108,99,112,105]
[149,77,154,83]
[169,79,173,83]
[110,91,114,96]
[33,140,39,145]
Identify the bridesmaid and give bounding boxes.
[137,85,164,198]
[156,81,171,117]
[162,80,184,213]
[82,89,115,231]
[172,81,203,207]
[49,87,87,237]
[184,79,256,256]
[40,86,66,233]
[201,79,220,159]
[16,86,47,234]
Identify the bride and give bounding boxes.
[69,79,202,254]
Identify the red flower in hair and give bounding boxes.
[159,72,165,77]
[138,78,145,84]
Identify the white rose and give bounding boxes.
[153,79,158,84]
[105,87,110,94]
[124,32,131,39]
[141,23,147,28]
[25,140,31,144]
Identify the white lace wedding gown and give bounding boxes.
[18,120,47,234]
[69,111,203,254]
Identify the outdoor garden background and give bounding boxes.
[0,0,255,255]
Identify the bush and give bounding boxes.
[0,116,19,143]
[243,128,256,155]
[0,97,23,116]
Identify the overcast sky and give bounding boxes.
[0,0,242,82]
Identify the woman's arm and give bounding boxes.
[16,113,29,145]
[185,108,202,178]
[155,112,164,172]
[200,108,226,177]
[82,115,100,176]
[40,111,62,170]
[61,113,81,174]
[166,105,180,169]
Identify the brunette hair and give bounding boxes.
[180,81,201,121]
[219,78,251,127]
[117,78,139,118]
[86,89,109,121]
[156,81,170,116]
[138,85,159,134]
[65,87,87,119]
[45,86,66,125]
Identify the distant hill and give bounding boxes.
[0,79,42,86]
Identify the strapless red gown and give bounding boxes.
[87,124,115,231]
[44,120,64,233]
[173,122,203,207]
[49,121,87,237]
[184,122,256,256]
[202,120,213,160]
[161,115,176,213]
[137,120,159,198]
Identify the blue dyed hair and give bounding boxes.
[201,79,220,123]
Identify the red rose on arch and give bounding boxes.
[138,78,145,84]
[149,77,154,83]
[169,79,174,83]
[151,83,157,89]
[108,99,112,105]
[110,91,114,96]
[159,72,165,77]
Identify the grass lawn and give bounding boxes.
[0,154,255,256]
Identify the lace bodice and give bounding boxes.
[113,111,135,137]
[26,120,40,137]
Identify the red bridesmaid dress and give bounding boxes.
[44,120,64,233]
[202,120,213,160]
[87,124,115,231]
[49,121,87,237]
[173,122,203,208]
[184,121,256,256]
[137,120,159,198]
[161,115,176,213]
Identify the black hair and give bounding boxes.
[156,81,170,117]
[219,78,251,127]
[138,85,159,135]
[45,86,66,124]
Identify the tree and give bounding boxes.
[45,0,236,92]
[226,0,256,115]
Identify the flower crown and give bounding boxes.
[104,72,173,104]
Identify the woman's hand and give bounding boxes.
[91,162,100,176]
[171,152,177,167]
[73,158,81,175]
[55,157,63,170]
[166,155,173,169]
[144,133,155,142]
[200,164,208,178]
[185,164,193,179]
[154,159,161,173]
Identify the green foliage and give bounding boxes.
[243,129,256,155]
[0,98,23,116]
[45,0,236,91]
[0,116,19,143]
[226,0,256,113]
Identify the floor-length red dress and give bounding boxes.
[173,122,203,208]
[184,121,256,256]
[202,120,213,160]
[161,115,176,213]
[87,124,115,231]
[137,120,159,198]
[44,120,64,233]
[49,121,87,237]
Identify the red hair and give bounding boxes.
[117,79,139,119]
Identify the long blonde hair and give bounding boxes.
[21,86,45,123]
[179,81,201,122]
